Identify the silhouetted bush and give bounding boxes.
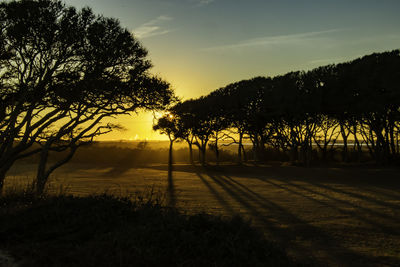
[0,194,292,267]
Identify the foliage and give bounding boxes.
[159,50,400,165]
[0,0,175,193]
[0,194,292,267]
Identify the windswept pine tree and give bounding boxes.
[0,0,175,194]
[156,50,400,165]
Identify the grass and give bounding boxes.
[0,191,292,267]
[5,162,400,265]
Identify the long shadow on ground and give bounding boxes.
[145,163,400,266]
[203,172,377,266]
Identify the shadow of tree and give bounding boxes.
[200,171,376,265]
[262,178,399,234]
[167,163,176,207]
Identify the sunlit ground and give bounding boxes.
[5,163,400,266]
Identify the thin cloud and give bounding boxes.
[197,0,215,6]
[134,15,174,39]
[308,57,349,65]
[189,0,215,7]
[203,29,344,51]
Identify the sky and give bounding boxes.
[64,0,400,141]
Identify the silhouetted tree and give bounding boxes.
[0,0,174,194]
[189,98,214,165]
[202,92,231,164]
[171,99,214,165]
[208,81,251,163]
[178,50,400,166]
[170,102,197,164]
[153,115,180,166]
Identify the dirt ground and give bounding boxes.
[5,162,400,266]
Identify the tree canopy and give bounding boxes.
[156,50,400,165]
[0,0,175,193]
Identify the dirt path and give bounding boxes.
[5,163,400,266]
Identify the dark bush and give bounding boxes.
[0,194,292,267]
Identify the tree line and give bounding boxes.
[154,50,400,166]
[0,0,175,194]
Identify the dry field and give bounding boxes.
[5,162,400,266]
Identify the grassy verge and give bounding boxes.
[0,192,292,267]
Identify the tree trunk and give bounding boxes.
[36,147,50,195]
[35,144,79,195]
[215,137,219,166]
[252,134,259,162]
[187,142,193,164]
[366,126,377,159]
[389,120,396,157]
[168,139,174,167]
[198,147,202,164]
[305,134,312,166]
[376,130,387,164]
[340,124,348,162]
[322,144,328,161]
[237,132,243,164]
[0,168,8,195]
[353,124,361,162]
[201,145,206,166]
[194,140,207,166]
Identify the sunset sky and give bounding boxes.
[64,0,400,141]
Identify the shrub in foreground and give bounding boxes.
[0,194,292,266]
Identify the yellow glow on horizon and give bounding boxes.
[95,112,171,141]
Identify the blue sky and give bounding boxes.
[64,0,400,140]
